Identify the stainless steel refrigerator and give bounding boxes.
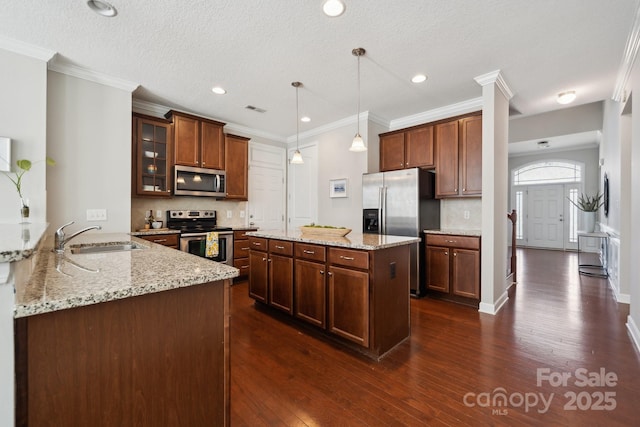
[362,168,440,296]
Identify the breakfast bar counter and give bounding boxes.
[246,229,420,249]
[12,231,236,426]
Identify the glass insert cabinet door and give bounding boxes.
[135,115,172,197]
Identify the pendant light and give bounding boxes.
[350,47,367,152]
[290,81,304,164]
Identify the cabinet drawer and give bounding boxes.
[295,243,326,262]
[234,229,257,240]
[426,234,480,250]
[248,237,268,251]
[139,234,179,248]
[269,239,293,256]
[329,248,369,270]
[234,240,251,259]
[234,258,250,276]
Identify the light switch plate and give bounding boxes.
[0,137,10,172]
[87,209,107,221]
[464,210,470,220]
[240,210,245,218]
[226,210,232,219]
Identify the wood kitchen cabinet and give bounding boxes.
[425,233,480,306]
[132,113,173,198]
[224,134,249,200]
[138,233,179,249]
[165,110,225,170]
[248,232,411,359]
[248,237,294,314]
[294,243,327,328]
[328,247,369,347]
[435,113,482,198]
[233,229,256,280]
[380,125,434,172]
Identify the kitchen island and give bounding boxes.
[12,231,237,427]
[246,230,419,359]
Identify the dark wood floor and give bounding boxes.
[229,248,640,426]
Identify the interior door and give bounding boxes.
[248,165,285,230]
[527,184,564,249]
[288,144,318,230]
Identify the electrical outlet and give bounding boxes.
[240,210,245,218]
[464,210,470,220]
[226,210,232,219]
[87,209,107,221]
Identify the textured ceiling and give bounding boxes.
[0,0,637,141]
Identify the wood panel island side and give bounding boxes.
[246,230,419,360]
[11,232,238,427]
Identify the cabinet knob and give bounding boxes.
[453,253,457,257]
[339,255,355,260]
[328,272,333,276]
[241,247,250,251]
[303,250,315,255]
[268,259,272,262]
[262,257,267,261]
[320,270,324,275]
[445,251,448,255]
[463,188,466,192]
[275,245,285,249]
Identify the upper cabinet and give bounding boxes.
[379,125,434,172]
[165,110,225,170]
[435,113,482,198]
[224,134,249,200]
[132,113,173,198]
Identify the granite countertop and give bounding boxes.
[424,229,482,237]
[0,223,49,263]
[14,232,238,318]
[246,229,420,250]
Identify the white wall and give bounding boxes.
[600,99,623,233]
[0,49,48,223]
[509,102,604,143]
[628,57,640,351]
[47,71,132,233]
[314,123,368,231]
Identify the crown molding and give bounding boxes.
[285,111,386,143]
[0,35,56,62]
[48,58,139,93]
[389,97,483,131]
[613,3,640,102]
[132,99,287,143]
[474,69,514,100]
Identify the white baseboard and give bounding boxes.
[479,290,509,315]
[615,292,631,304]
[627,315,640,354]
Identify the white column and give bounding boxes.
[474,70,513,315]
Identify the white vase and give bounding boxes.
[583,211,596,233]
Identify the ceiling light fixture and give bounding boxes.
[557,91,576,105]
[537,140,550,149]
[411,74,427,83]
[290,82,304,165]
[322,0,346,17]
[86,0,118,17]
[211,86,226,95]
[301,116,311,123]
[350,47,367,152]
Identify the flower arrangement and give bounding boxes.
[568,193,604,212]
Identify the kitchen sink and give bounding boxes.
[70,241,145,254]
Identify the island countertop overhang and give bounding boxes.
[246,229,420,250]
[14,232,238,318]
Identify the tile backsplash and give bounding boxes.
[131,197,248,231]
[441,198,482,230]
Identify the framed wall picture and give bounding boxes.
[329,178,348,198]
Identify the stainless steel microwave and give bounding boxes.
[174,165,226,197]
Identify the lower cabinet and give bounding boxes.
[233,229,256,280]
[247,237,293,314]
[248,236,410,358]
[425,233,480,305]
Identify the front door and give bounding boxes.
[527,184,564,249]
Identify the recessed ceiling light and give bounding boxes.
[86,0,118,17]
[411,74,428,83]
[557,91,576,104]
[301,116,311,123]
[322,0,346,17]
[211,86,226,95]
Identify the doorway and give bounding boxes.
[511,160,584,250]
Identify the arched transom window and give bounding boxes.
[513,161,582,186]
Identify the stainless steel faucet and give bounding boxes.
[54,221,102,253]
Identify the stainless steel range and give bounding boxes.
[166,210,233,265]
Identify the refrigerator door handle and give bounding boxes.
[380,186,387,234]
